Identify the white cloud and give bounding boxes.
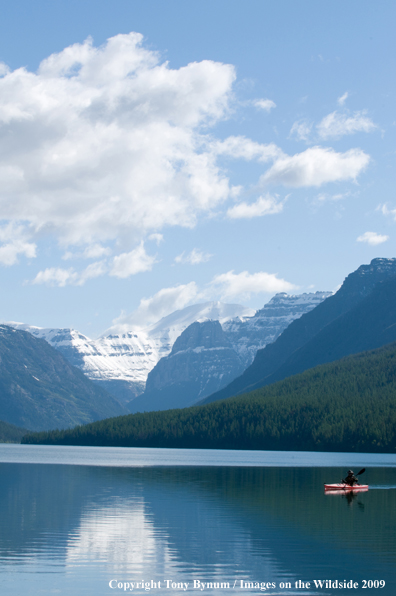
[32,260,108,286]
[62,243,112,260]
[0,223,37,266]
[316,191,351,202]
[356,231,389,246]
[377,203,396,221]
[253,98,276,112]
[260,146,370,187]
[337,92,349,106]
[317,110,376,139]
[83,244,112,259]
[0,32,236,255]
[33,267,80,287]
[0,63,9,76]
[227,194,284,219]
[110,243,157,278]
[0,240,36,266]
[110,282,199,329]
[289,120,312,142]
[212,136,283,162]
[174,248,212,265]
[148,233,164,245]
[209,270,297,299]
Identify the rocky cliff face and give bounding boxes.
[128,321,246,412]
[8,302,253,403]
[202,258,396,405]
[224,291,332,368]
[8,292,331,410]
[129,292,331,413]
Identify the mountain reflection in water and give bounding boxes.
[0,454,395,595]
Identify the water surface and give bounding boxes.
[0,445,395,595]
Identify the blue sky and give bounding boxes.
[0,0,395,336]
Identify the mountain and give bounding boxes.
[0,419,27,443]
[9,302,253,404]
[0,325,127,431]
[129,320,246,412]
[128,292,331,413]
[222,291,331,368]
[202,258,396,404]
[23,341,396,453]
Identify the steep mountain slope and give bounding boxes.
[223,291,331,368]
[24,341,396,453]
[9,302,253,403]
[0,325,127,431]
[130,292,330,413]
[256,274,396,388]
[202,258,396,404]
[129,320,246,412]
[0,419,27,443]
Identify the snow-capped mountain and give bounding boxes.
[8,302,253,404]
[8,293,330,408]
[129,291,332,413]
[224,291,332,368]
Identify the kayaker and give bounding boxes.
[343,470,359,486]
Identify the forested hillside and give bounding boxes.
[0,420,27,443]
[203,258,396,404]
[23,341,396,453]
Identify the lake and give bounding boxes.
[0,445,395,595]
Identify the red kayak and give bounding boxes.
[324,483,368,492]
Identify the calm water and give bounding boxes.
[0,446,395,596]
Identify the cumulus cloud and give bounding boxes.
[174,248,212,265]
[110,243,157,278]
[109,282,199,330]
[0,223,37,266]
[260,146,370,187]
[212,136,283,162]
[337,92,349,106]
[253,98,276,112]
[377,204,396,221]
[356,231,389,246]
[0,32,236,256]
[209,270,297,299]
[0,240,36,266]
[227,194,284,219]
[62,243,112,260]
[317,110,376,139]
[33,260,108,286]
[289,120,313,142]
[107,269,296,330]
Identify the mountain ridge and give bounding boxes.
[201,258,396,404]
[22,340,396,453]
[0,324,127,431]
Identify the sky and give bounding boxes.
[0,0,395,337]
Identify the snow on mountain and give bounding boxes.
[7,294,331,407]
[129,291,332,413]
[7,302,253,403]
[224,291,332,367]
